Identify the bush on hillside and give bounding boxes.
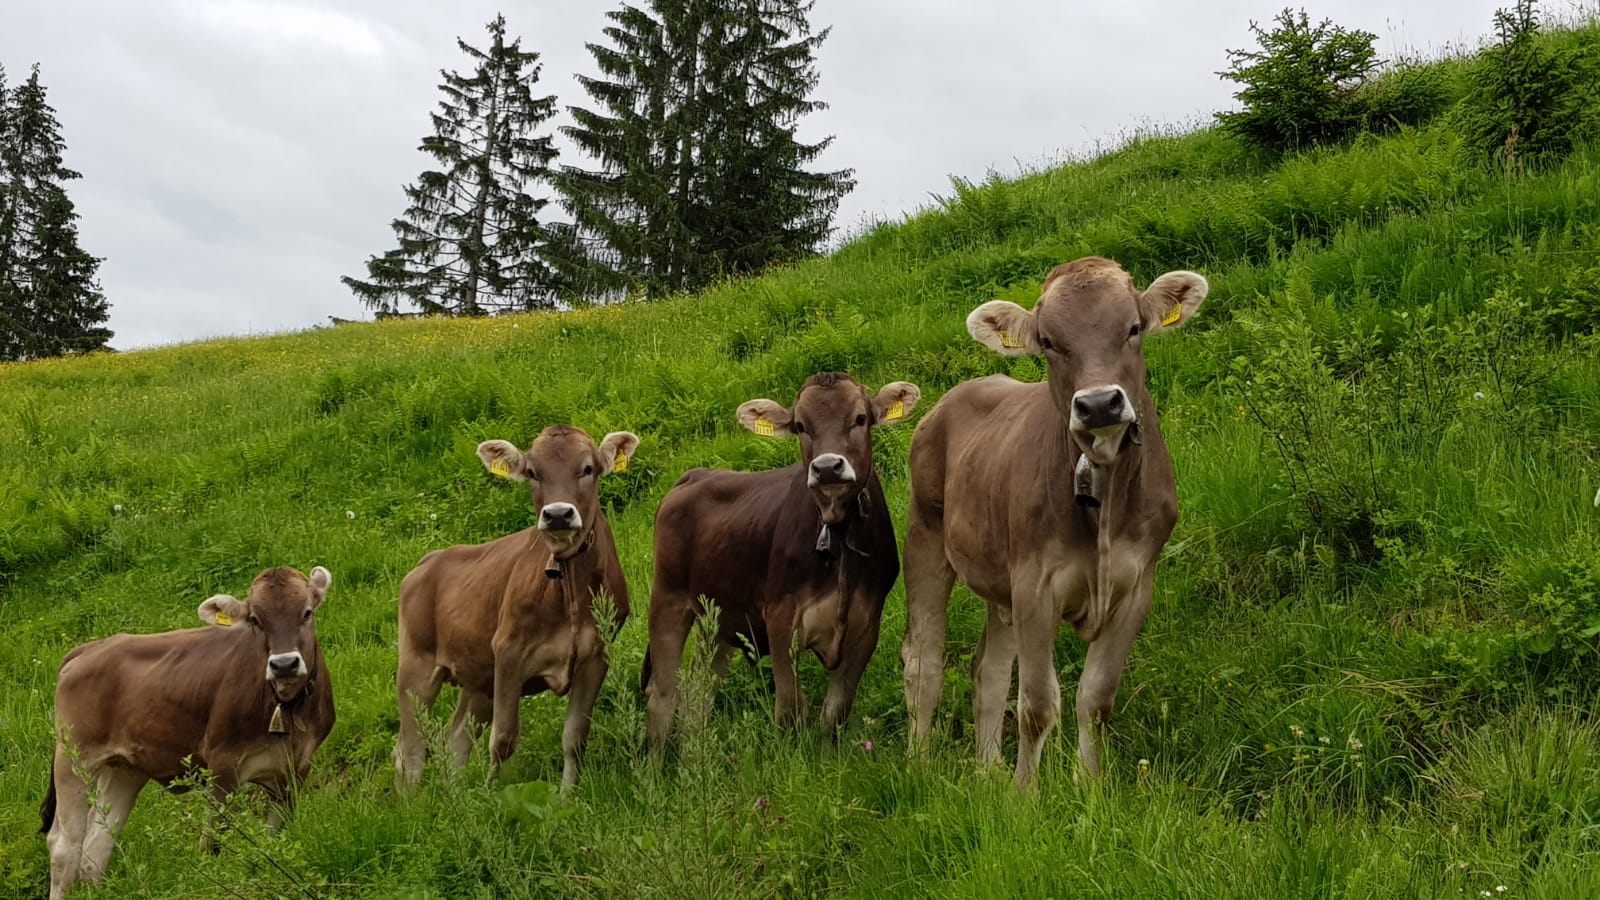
[1218,8,1380,153]
[1459,0,1598,170]
[1354,61,1453,133]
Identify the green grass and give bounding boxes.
[7,22,1600,898]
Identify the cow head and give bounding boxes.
[738,373,921,525]
[967,257,1207,466]
[477,426,639,559]
[198,566,330,701]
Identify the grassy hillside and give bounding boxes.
[6,24,1600,898]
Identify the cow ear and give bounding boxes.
[1139,270,1208,333]
[967,300,1040,356]
[308,566,332,610]
[198,594,248,627]
[596,431,640,476]
[477,439,529,480]
[736,399,794,437]
[871,381,921,426]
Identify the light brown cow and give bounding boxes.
[394,425,638,789]
[42,566,336,900]
[901,256,1208,787]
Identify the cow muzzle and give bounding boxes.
[266,651,307,682]
[537,502,582,534]
[807,453,857,492]
[1070,385,1138,465]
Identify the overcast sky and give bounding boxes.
[2,0,1506,350]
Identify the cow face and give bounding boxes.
[477,426,640,559]
[967,257,1207,465]
[198,566,331,701]
[737,373,921,525]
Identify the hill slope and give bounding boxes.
[5,26,1600,898]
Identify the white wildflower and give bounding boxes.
[113,503,124,514]
[345,510,356,520]
[1473,391,1486,400]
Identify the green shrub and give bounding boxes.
[1460,0,1598,169]
[1217,8,1380,153]
[1356,61,1452,133]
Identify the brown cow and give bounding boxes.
[901,257,1208,787]
[644,373,921,750]
[394,425,637,789]
[42,565,336,900]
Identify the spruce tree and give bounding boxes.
[0,64,111,361]
[559,0,852,298]
[343,15,561,316]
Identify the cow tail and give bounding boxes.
[639,648,653,694]
[40,755,57,834]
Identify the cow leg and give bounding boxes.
[47,747,89,900]
[78,767,145,887]
[765,603,807,728]
[819,601,883,737]
[644,594,693,754]
[1012,590,1062,791]
[394,644,446,791]
[198,783,230,854]
[447,688,493,769]
[1075,570,1152,780]
[973,601,1018,767]
[488,653,527,775]
[561,652,608,788]
[901,512,956,752]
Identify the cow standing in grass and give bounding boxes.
[901,257,1208,787]
[42,566,336,900]
[394,425,637,789]
[644,373,921,749]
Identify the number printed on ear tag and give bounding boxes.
[215,612,232,627]
[885,400,905,421]
[998,330,1023,349]
[754,418,775,436]
[490,457,510,477]
[1162,303,1183,327]
[613,451,629,473]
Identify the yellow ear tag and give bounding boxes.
[489,457,510,478]
[214,612,232,627]
[885,399,905,421]
[613,451,629,473]
[998,330,1023,349]
[753,418,775,437]
[1161,303,1183,327]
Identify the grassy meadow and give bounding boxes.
[7,24,1600,899]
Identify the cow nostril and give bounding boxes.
[1073,396,1092,419]
[1106,392,1123,414]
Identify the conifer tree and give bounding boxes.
[559,0,852,298]
[0,64,111,361]
[344,15,561,316]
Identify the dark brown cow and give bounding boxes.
[901,257,1208,787]
[42,566,336,900]
[644,373,921,750]
[394,425,637,789]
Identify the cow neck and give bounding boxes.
[1053,395,1151,643]
[266,640,323,736]
[811,479,874,670]
[537,524,601,693]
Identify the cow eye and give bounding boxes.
[582,464,593,477]
[792,421,805,435]
[302,609,313,622]
[247,615,261,629]
[855,413,867,427]
[1129,324,1142,337]
[529,470,542,481]
[1040,336,1054,352]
